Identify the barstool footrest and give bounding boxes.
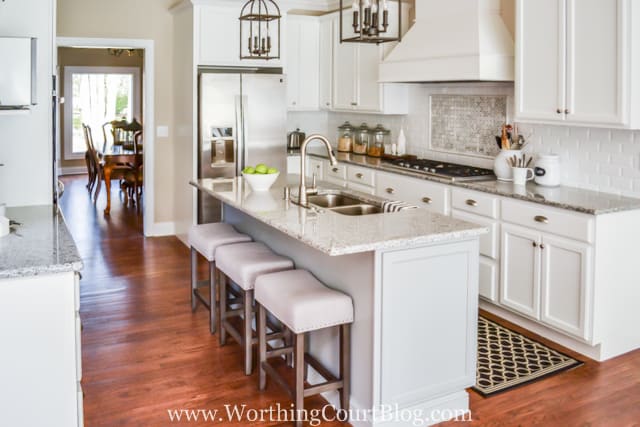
[193,289,211,311]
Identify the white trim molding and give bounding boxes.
[56,37,156,237]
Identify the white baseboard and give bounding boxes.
[58,167,87,176]
[147,221,176,237]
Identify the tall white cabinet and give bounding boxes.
[515,0,640,128]
[286,15,320,110]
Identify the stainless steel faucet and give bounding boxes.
[299,134,338,207]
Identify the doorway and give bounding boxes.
[56,38,155,236]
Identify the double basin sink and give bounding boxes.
[307,192,382,216]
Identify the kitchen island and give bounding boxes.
[193,177,487,426]
[0,206,84,427]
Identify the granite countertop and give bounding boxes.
[0,205,83,279]
[191,177,488,256]
[305,149,640,215]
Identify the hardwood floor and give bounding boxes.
[59,175,640,426]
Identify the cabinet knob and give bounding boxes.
[332,167,339,172]
[532,241,537,248]
[292,101,297,106]
[355,173,363,179]
[540,244,546,250]
[386,187,395,194]
[351,102,358,106]
[556,108,562,114]
[465,199,478,207]
[422,197,432,204]
[565,109,570,114]
[534,215,549,224]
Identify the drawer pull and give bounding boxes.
[465,199,478,207]
[332,167,339,173]
[422,197,432,204]
[534,215,549,224]
[386,187,395,194]
[355,173,364,179]
[540,244,545,250]
[532,241,537,248]
[351,102,358,106]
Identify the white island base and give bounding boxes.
[224,205,479,426]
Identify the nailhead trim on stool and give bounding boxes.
[255,269,353,427]
[215,242,294,375]
[187,223,251,334]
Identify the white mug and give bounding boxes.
[512,167,535,185]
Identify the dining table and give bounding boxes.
[99,145,143,215]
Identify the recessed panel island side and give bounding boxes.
[192,177,488,426]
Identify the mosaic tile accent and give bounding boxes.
[430,95,507,157]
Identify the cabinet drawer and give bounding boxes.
[451,188,499,219]
[502,200,594,243]
[325,162,347,180]
[479,257,498,302]
[452,210,499,259]
[325,177,347,188]
[347,165,375,187]
[348,181,376,195]
[75,314,82,381]
[377,172,449,215]
[306,158,324,179]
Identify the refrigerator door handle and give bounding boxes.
[234,94,246,176]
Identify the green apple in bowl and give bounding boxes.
[242,166,256,174]
[267,167,278,174]
[255,164,268,174]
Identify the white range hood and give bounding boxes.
[380,0,514,83]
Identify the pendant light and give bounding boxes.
[339,0,402,44]
[239,0,281,60]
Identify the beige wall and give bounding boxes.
[58,47,144,169]
[501,0,515,38]
[57,0,176,223]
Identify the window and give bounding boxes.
[63,66,141,159]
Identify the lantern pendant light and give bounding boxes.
[339,0,401,44]
[239,0,281,60]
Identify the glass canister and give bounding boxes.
[353,123,370,155]
[368,124,390,157]
[337,121,355,152]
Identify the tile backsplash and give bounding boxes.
[430,95,507,158]
[287,83,640,199]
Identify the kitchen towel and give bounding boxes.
[382,200,418,213]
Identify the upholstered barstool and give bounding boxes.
[188,223,252,334]
[255,270,354,427]
[215,242,294,375]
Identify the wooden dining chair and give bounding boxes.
[102,119,128,152]
[84,124,130,205]
[82,124,98,193]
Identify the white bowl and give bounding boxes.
[242,172,280,192]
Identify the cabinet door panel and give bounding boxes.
[198,6,239,65]
[333,13,357,110]
[566,0,626,125]
[479,257,499,302]
[298,20,320,109]
[515,0,566,121]
[540,235,591,339]
[356,43,382,111]
[285,19,301,108]
[500,224,541,319]
[319,18,333,109]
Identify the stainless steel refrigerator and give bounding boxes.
[198,68,287,224]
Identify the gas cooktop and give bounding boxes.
[383,158,496,182]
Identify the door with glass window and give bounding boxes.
[63,66,141,159]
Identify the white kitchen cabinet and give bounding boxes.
[319,15,333,110]
[515,0,638,128]
[196,4,282,68]
[540,235,592,340]
[376,171,449,215]
[500,223,541,320]
[286,15,320,111]
[500,221,593,340]
[329,11,408,114]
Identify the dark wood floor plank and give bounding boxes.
[60,175,640,426]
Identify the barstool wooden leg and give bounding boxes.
[244,289,254,375]
[219,271,227,346]
[209,261,217,334]
[258,303,267,390]
[190,247,197,312]
[339,324,351,412]
[294,332,305,427]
